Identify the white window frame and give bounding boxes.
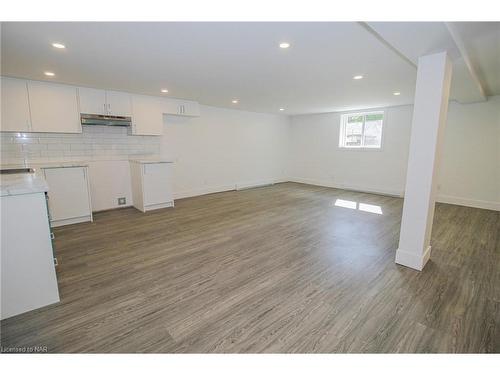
[338,110,385,150]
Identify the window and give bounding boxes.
[339,111,384,149]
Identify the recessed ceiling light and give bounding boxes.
[232,99,239,104]
[51,42,66,49]
[161,89,168,93]
[44,71,55,77]
[393,91,401,96]
[353,75,363,80]
[279,42,290,49]
[279,108,285,111]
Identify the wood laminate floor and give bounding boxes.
[1,182,499,353]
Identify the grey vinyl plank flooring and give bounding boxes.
[1,182,498,353]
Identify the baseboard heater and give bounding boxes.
[236,182,275,191]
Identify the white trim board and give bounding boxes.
[173,178,287,200]
[288,177,404,198]
[288,177,499,211]
[436,194,500,212]
[236,180,275,191]
[395,245,432,271]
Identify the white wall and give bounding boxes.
[160,105,290,199]
[0,105,289,211]
[289,106,412,196]
[2,98,497,212]
[289,96,500,210]
[438,97,500,209]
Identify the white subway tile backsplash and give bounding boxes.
[1,125,160,164]
[47,144,71,151]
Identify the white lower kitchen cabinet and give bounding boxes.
[1,192,60,319]
[43,166,93,227]
[129,160,174,212]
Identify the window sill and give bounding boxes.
[337,147,384,152]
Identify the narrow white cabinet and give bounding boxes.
[78,87,107,115]
[130,160,174,212]
[1,192,60,319]
[28,81,82,133]
[131,94,164,135]
[0,76,32,132]
[43,166,93,227]
[106,90,132,116]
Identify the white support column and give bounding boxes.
[395,51,453,271]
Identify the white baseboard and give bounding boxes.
[395,245,432,271]
[288,177,404,198]
[173,179,286,200]
[51,215,93,227]
[236,180,274,190]
[143,201,174,212]
[109,178,498,212]
[436,194,500,211]
[173,184,237,200]
[288,177,499,211]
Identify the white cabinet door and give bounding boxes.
[181,100,200,117]
[162,98,200,117]
[78,87,106,115]
[143,163,173,206]
[162,98,182,115]
[28,81,81,133]
[106,90,132,116]
[1,77,31,132]
[131,94,164,135]
[44,167,91,223]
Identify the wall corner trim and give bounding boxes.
[395,246,432,271]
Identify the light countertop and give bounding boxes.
[0,161,89,170]
[0,161,88,197]
[129,158,174,164]
[0,173,49,197]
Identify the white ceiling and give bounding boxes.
[1,22,499,115]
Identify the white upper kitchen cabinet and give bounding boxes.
[78,88,132,117]
[163,98,200,117]
[106,90,132,117]
[0,76,31,132]
[78,87,107,115]
[131,94,164,135]
[180,100,200,117]
[43,166,93,227]
[28,81,82,133]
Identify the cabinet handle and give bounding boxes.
[50,232,55,240]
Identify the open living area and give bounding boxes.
[0,4,499,372]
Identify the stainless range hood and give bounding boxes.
[81,113,131,126]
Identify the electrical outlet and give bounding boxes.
[118,197,126,205]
